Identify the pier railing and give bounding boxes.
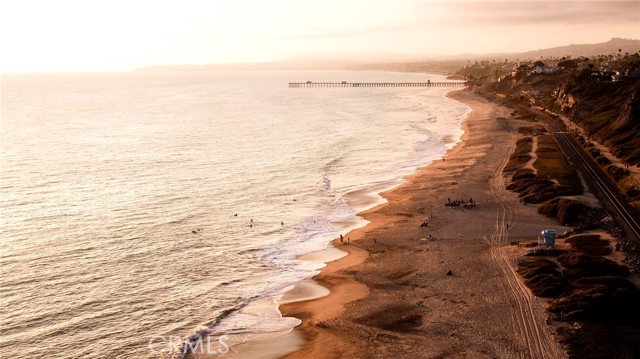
[288,81,468,88]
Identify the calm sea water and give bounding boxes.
[0,70,468,358]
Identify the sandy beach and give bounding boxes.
[279,89,570,358]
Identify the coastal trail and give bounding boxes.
[487,141,564,359]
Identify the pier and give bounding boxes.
[288,81,469,88]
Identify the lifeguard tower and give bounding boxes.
[538,229,557,248]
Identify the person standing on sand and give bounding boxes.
[340,234,344,244]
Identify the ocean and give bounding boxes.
[0,70,468,358]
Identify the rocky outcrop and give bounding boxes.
[554,71,640,165]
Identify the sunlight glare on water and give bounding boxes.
[0,70,468,358]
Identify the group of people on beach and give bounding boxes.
[339,234,350,245]
[445,197,477,208]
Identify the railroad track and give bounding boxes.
[537,113,640,241]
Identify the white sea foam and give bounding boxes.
[0,70,468,358]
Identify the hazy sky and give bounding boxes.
[1,0,638,72]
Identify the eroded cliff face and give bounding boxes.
[480,69,639,166]
[556,93,575,112]
[554,72,640,165]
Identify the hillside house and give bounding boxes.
[532,65,558,74]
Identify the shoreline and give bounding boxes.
[278,89,567,358]
[184,72,464,359]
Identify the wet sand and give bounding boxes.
[279,90,569,358]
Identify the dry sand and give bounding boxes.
[279,90,570,359]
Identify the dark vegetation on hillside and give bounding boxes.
[501,109,638,358]
[453,44,640,359]
[473,54,640,205]
[470,50,640,169]
[504,134,583,205]
[516,223,640,358]
[554,71,640,166]
[518,231,640,359]
[482,71,639,169]
[537,198,622,237]
[504,137,532,172]
[518,246,640,359]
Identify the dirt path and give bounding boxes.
[279,90,568,359]
[488,141,565,359]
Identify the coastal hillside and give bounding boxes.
[554,70,640,165]
[355,38,640,76]
[137,38,640,75]
[470,52,640,359]
[482,69,640,166]
[462,47,640,210]
[518,38,640,60]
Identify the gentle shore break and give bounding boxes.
[279,89,568,359]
